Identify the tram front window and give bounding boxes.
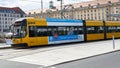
[13,25,26,38]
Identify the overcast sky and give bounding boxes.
[0,0,92,11]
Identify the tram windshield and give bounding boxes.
[13,22,26,38]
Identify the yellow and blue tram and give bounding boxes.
[11,17,120,48]
[12,17,84,47]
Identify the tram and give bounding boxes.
[12,17,84,48]
[11,17,120,48]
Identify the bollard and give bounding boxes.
[113,35,115,49]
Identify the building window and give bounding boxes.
[88,10,89,12]
[91,10,93,12]
[88,14,89,16]
[11,18,13,20]
[5,18,7,20]
[116,11,118,13]
[84,11,86,13]
[5,25,7,28]
[4,14,6,17]
[17,15,19,17]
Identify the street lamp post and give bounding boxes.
[57,0,63,19]
[41,0,43,18]
[60,0,63,19]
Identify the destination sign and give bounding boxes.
[28,22,35,24]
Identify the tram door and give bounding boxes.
[36,27,48,45]
[28,26,37,46]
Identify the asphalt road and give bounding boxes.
[53,50,120,68]
[0,60,41,68]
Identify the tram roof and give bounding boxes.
[15,17,83,23]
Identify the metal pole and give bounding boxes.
[72,6,73,19]
[41,0,43,18]
[60,0,62,19]
[113,35,115,49]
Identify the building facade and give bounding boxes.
[0,7,26,32]
[26,0,120,21]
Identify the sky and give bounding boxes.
[0,0,92,11]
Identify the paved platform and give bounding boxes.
[0,43,11,48]
[8,39,120,67]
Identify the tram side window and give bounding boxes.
[87,26,104,34]
[107,26,117,33]
[74,27,78,35]
[58,27,67,35]
[29,26,37,37]
[37,27,47,36]
[67,27,74,35]
[78,27,83,34]
[47,27,53,36]
[94,26,104,33]
[87,26,95,34]
[98,26,104,33]
[117,26,120,32]
[52,27,58,36]
[115,27,118,32]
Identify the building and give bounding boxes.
[0,7,26,32]
[26,0,120,21]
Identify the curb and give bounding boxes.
[0,46,11,49]
[48,49,120,67]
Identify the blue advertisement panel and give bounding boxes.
[49,35,78,42]
[48,34,84,44]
